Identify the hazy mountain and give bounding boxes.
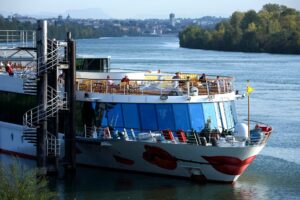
[66,8,110,19]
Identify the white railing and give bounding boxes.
[23,86,67,128]
[76,74,234,97]
[0,30,36,48]
[46,132,60,157]
[36,41,62,75]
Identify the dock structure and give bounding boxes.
[0,20,77,175]
[64,32,77,172]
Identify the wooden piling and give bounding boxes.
[64,32,76,173]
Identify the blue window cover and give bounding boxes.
[224,101,234,129]
[107,103,124,128]
[101,110,108,127]
[156,104,175,130]
[173,104,191,131]
[188,104,205,131]
[122,104,140,129]
[139,104,158,131]
[202,103,218,129]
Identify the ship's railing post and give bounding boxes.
[6,30,8,46]
[206,80,210,95]
[187,76,190,97]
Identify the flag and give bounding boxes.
[247,82,254,94]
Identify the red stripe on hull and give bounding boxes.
[113,155,135,165]
[0,148,36,160]
[202,155,256,175]
[143,145,177,170]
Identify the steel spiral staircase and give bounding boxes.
[23,39,66,95]
[22,39,68,157]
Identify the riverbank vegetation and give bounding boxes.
[179,4,300,54]
[0,161,56,200]
[0,16,129,39]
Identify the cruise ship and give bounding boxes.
[0,26,272,183]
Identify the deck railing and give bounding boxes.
[76,74,234,96]
[0,30,36,48]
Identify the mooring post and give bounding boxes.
[36,20,48,175]
[64,32,76,173]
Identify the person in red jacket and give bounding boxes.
[121,75,130,83]
[5,61,14,77]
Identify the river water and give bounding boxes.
[2,36,300,199]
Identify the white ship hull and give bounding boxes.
[76,138,264,183]
[0,121,264,183]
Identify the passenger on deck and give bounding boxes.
[106,75,114,93]
[121,75,130,93]
[5,61,14,77]
[198,73,206,83]
[172,72,181,80]
[172,72,181,88]
[106,75,114,85]
[121,75,130,83]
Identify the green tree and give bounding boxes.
[179,3,300,54]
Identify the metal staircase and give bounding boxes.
[23,86,67,149]
[46,132,61,157]
[22,39,68,157]
[23,76,38,95]
[22,39,66,95]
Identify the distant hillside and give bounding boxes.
[179,4,300,54]
[0,14,224,39]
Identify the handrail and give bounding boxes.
[46,132,60,157]
[0,30,36,48]
[37,43,61,74]
[23,86,67,128]
[76,76,235,96]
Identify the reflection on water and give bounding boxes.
[1,151,300,199]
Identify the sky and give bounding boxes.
[1,0,299,19]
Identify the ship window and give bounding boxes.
[214,102,223,132]
[188,104,205,132]
[173,104,190,131]
[218,102,228,130]
[156,104,175,130]
[224,101,234,130]
[107,103,124,128]
[101,110,108,127]
[122,104,140,129]
[202,103,219,130]
[230,101,238,124]
[139,104,158,131]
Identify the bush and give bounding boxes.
[0,160,56,200]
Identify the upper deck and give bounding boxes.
[75,71,236,103]
[0,66,236,102]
